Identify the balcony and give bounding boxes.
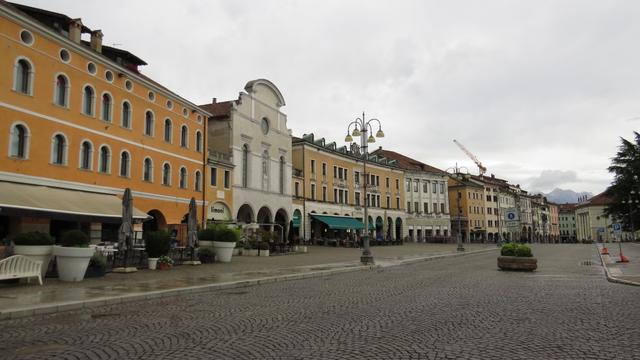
[293,168,304,177]
[207,149,233,165]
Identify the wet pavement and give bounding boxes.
[600,242,640,284]
[0,243,497,317]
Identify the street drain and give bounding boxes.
[580,260,594,266]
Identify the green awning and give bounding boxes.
[310,214,365,230]
[292,214,301,228]
[356,218,375,230]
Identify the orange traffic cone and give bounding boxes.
[601,247,609,255]
[617,252,630,263]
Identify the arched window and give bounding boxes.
[143,157,153,182]
[179,167,187,188]
[144,111,154,136]
[101,93,112,122]
[180,125,188,147]
[79,141,93,170]
[9,124,29,159]
[82,86,95,116]
[14,58,32,94]
[120,151,130,177]
[54,74,69,107]
[279,156,285,194]
[195,170,202,191]
[261,150,269,191]
[162,163,171,185]
[98,145,110,173]
[164,119,172,143]
[242,144,249,188]
[121,101,131,128]
[195,131,202,152]
[51,134,66,165]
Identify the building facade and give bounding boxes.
[448,174,485,242]
[0,3,209,242]
[576,193,616,242]
[201,79,292,239]
[548,203,560,243]
[372,149,450,242]
[558,203,577,243]
[291,134,406,243]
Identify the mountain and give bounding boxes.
[542,188,593,204]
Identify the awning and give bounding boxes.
[292,214,301,228]
[310,214,365,230]
[356,218,375,230]
[0,182,150,221]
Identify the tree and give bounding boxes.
[604,131,640,236]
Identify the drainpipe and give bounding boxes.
[202,115,208,228]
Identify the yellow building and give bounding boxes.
[447,174,486,242]
[291,134,406,244]
[0,3,210,242]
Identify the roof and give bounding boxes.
[576,192,613,209]
[6,2,91,33]
[558,203,577,212]
[199,101,235,118]
[470,174,509,187]
[372,149,445,174]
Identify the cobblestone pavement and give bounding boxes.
[1,244,638,360]
[603,242,640,284]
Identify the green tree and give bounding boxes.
[605,131,640,236]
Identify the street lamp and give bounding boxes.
[345,112,384,265]
[446,164,469,252]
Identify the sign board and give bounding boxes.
[505,210,519,221]
[506,221,519,228]
[597,227,605,234]
[208,202,231,221]
[612,223,622,233]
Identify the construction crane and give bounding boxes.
[453,139,487,176]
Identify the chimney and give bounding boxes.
[90,30,103,53]
[68,18,83,43]
[212,98,217,104]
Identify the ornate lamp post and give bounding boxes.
[446,164,468,252]
[345,112,384,265]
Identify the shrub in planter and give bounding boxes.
[514,244,533,257]
[500,243,516,256]
[53,230,94,282]
[145,230,171,258]
[13,231,55,278]
[157,255,174,270]
[498,243,536,271]
[198,247,216,264]
[258,241,270,251]
[198,226,219,242]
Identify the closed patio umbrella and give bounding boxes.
[117,188,134,270]
[186,197,199,263]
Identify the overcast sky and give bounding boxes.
[15,0,640,194]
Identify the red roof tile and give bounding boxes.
[371,149,445,174]
[199,101,235,118]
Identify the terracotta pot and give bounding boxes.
[158,263,171,270]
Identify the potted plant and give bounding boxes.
[206,225,239,263]
[85,252,107,278]
[145,230,171,270]
[497,243,537,271]
[157,255,174,270]
[198,247,216,264]
[258,241,270,257]
[233,241,244,256]
[198,226,218,248]
[12,231,55,279]
[53,230,95,282]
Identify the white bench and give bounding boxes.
[0,255,43,285]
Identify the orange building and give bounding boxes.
[0,3,211,242]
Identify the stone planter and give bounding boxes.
[232,248,241,256]
[497,256,537,271]
[213,241,236,262]
[244,249,259,256]
[199,240,214,248]
[148,258,159,270]
[13,245,53,279]
[85,266,106,278]
[53,246,95,282]
[258,249,270,257]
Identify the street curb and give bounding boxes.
[595,244,640,287]
[0,247,497,320]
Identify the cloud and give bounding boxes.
[527,170,579,192]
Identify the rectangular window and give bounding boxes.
[333,188,337,203]
[441,203,445,214]
[355,192,361,206]
[433,183,437,193]
[339,189,344,204]
[386,177,390,188]
[406,179,412,191]
[493,196,498,202]
[396,179,399,189]
[377,195,381,207]
[323,186,328,202]
[223,170,230,189]
[386,196,390,209]
[295,182,300,197]
[366,194,371,206]
[210,167,217,186]
[423,182,429,193]
[371,174,376,186]
[413,180,419,192]
[355,171,360,184]
[414,201,419,213]
[338,167,343,179]
[424,203,429,213]
[311,160,316,174]
[434,202,438,213]
[311,184,316,200]
[407,201,412,213]
[487,208,492,214]
[333,166,337,178]
[396,197,400,209]
[376,176,380,186]
[322,162,327,176]
[345,190,349,204]
[486,195,491,201]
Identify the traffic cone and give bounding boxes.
[601,247,609,255]
[617,251,629,263]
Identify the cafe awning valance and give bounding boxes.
[310,214,366,230]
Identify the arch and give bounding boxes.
[195,130,203,152]
[50,132,68,165]
[119,150,131,177]
[144,209,167,232]
[375,216,384,240]
[180,124,189,147]
[244,78,286,107]
[386,217,394,240]
[236,204,254,224]
[163,118,172,143]
[98,144,111,173]
[82,84,96,116]
[14,56,34,95]
[395,217,403,240]
[53,73,69,107]
[143,156,153,182]
[274,208,288,243]
[194,169,202,191]
[8,122,30,159]
[162,162,171,185]
[292,209,302,240]
[179,166,187,188]
[100,91,113,122]
[79,139,93,170]
[257,206,273,228]
[121,100,132,128]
